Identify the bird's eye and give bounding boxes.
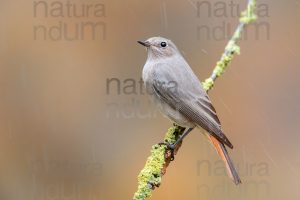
[160,42,167,47]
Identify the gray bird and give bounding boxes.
[138,36,241,185]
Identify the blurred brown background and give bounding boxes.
[0,0,299,199]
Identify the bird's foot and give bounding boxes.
[158,142,176,161]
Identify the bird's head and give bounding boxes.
[138,37,179,59]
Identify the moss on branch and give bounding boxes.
[203,0,257,91]
[133,125,185,200]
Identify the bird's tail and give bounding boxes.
[209,135,242,185]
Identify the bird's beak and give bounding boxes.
[137,41,150,47]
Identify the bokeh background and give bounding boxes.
[0,0,299,199]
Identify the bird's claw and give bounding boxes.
[158,142,176,161]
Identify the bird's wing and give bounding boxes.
[151,63,233,149]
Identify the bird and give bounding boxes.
[138,36,241,185]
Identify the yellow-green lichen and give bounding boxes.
[133,125,185,200]
[201,0,256,92]
[202,78,214,92]
[240,0,257,24]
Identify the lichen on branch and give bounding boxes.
[133,125,185,200]
[133,1,257,199]
[202,0,257,91]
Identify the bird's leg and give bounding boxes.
[159,127,194,161]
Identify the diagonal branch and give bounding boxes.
[133,1,257,199]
